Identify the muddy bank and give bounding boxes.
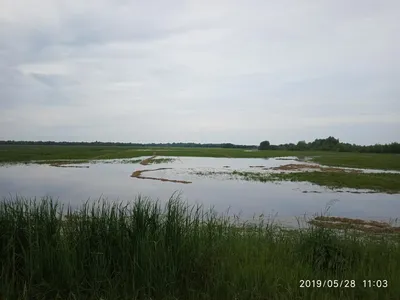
[140,156,157,165]
[134,176,191,184]
[131,168,191,184]
[131,168,172,177]
[309,216,400,234]
[50,163,89,168]
[139,156,176,165]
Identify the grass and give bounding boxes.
[193,170,400,194]
[0,196,399,300]
[1,145,400,170]
[274,172,400,194]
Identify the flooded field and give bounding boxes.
[1,156,399,226]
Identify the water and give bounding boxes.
[0,156,399,226]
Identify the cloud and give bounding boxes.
[0,0,399,145]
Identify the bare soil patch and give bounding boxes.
[140,156,157,165]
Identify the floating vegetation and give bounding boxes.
[309,216,400,234]
[119,159,142,164]
[272,164,320,171]
[271,164,362,173]
[47,161,90,168]
[275,157,298,161]
[249,165,265,168]
[36,160,90,165]
[192,170,231,177]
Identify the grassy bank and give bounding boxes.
[224,171,400,194]
[275,172,400,194]
[1,145,400,170]
[0,196,399,300]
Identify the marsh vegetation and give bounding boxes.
[0,196,399,300]
[1,145,400,170]
[192,169,400,194]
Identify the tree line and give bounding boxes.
[1,137,399,153]
[0,140,257,149]
[259,136,400,154]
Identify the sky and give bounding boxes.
[0,0,399,145]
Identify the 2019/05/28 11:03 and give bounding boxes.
[300,280,388,288]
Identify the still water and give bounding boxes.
[0,157,399,225]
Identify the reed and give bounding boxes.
[0,195,399,299]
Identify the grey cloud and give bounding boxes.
[30,73,79,88]
[0,0,399,144]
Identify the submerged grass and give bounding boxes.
[1,145,399,170]
[271,163,362,173]
[0,196,399,299]
[148,158,176,164]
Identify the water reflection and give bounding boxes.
[0,157,399,224]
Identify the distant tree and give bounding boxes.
[296,140,307,150]
[258,140,270,150]
[221,143,235,148]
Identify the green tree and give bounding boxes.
[258,140,270,150]
[296,140,307,150]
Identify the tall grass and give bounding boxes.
[0,195,399,299]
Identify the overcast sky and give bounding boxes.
[0,0,399,145]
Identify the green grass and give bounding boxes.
[274,172,400,194]
[193,170,400,194]
[0,196,399,300]
[310,152,400,171]
[1,145,399,170]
